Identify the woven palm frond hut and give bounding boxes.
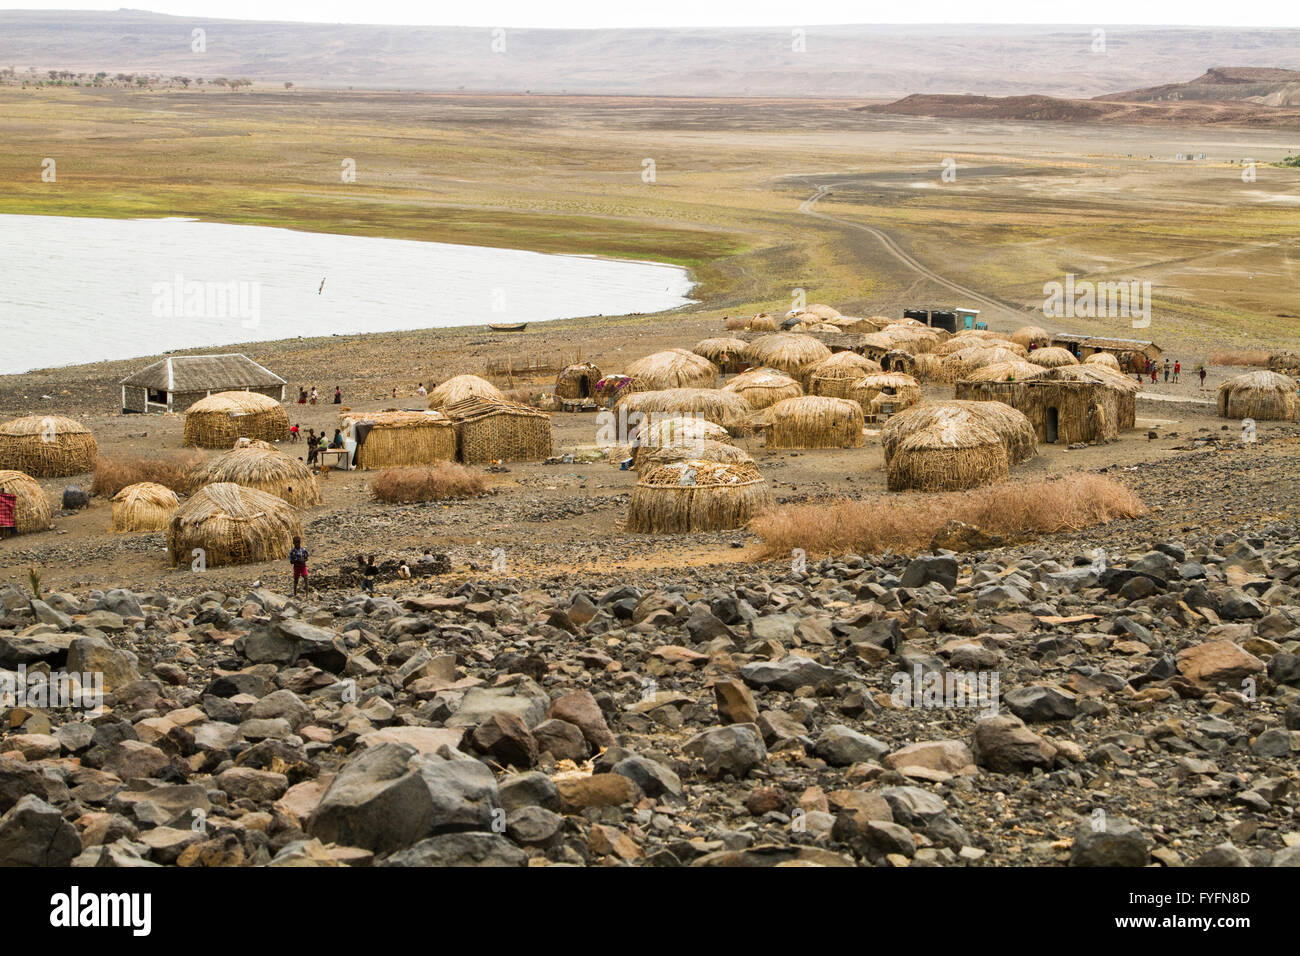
[0,415,97,478]
[1049,365,1140,430]
[1217,371,1300,421]
[1083,351,1122,371]
[444,397,553,463]
[111,482,180,533]
[960,360,1049,384]
[937,346,1032,384]
[804,351,883,397]
[555,363,602,402]
[722,369,804,410]
[692,338,750,375]
[636,439,754,476]
[955,378,1119,445]
[744,334,832,378]
[883,401,1036,467]
[1027,346,1080,369]
[765,396,865,449]
[342,411,457,469]
[188,446,323,508]
[849,372,921,412]
[427,375,504,411]
[617,388,755,436]
[183,392,290,449]
[1011,325,1051,349]
[887,418,1010,492]
[0,470,52,535]
[626,349,719,391]
[627,460,772,534]
[167,482,301,568]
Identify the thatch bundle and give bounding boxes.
[167,482,301,568]
[744,334,832,377]
[555,363,602,402]
[883,401,1036,467]
[804,351,883,397]
[444,397,553,463]
[427,375,504,411]
[183,392,290,448]
[1011,325,1051,349]
[765,396,865,449]
[626,460,772,534]
[722,369,804,409]
[849,372,921,411]
[825,316,878,333]
[1027,346,1080,368]
[749,313,779,332]
[626,349,719,391]
[960,360,1048,383]
[617,388,754,435]
[632,417,733,468]
[188,446,323,508]
[887,418,1010,492]
[692,338,750,374]
[233,437,277,451]
[636,439,753,476]
[1083,351,1122,371]
[1217,371,1300,421]
[111,481,180,533]
[343,411,457,469]
[794,304,841,321]
[0,470,51,534]
[0,415,97,478]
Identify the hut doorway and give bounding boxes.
[1045,407,1059,443]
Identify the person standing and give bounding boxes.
[1173,361,1181,383]
[1199,365,1207,388]
[333,386,342,404]
[417,382,428,398]
[289,536,310,595]
[1163,359,1171,382]
[305,429,320,465]
[310,386,319,405]
[298,388,308,405]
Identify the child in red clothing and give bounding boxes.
[289,536,310,594]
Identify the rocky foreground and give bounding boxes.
[0,522,1298,868]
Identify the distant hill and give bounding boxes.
[3,11,1300,99]
[1102,67,1300,106]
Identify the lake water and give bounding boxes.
[0,215,695,375]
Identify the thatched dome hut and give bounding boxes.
[555,363,602,402]
[887,419,1010,492]
[167,482,301,568]
[626,349,719,391]
[880,349,917,375]
[111,482,180,533]
[617,388,754,435]
[882,327,943,355]
[748,313,779,333]
[765,396,865,449]
[1011,325,1051,349]
[627,460,772,534]
[636,439,753,476]
[427,375,504,411]
[188,446,323,508]
[723,315,749,331]
[342,411,457,469]
[722,369,804,410]
[1027,346,1080,368]
[935,334,1023,357]
[183,392,290,448]
[692,338,750,375]
[634,417,732,463]
[444,397,553,463]
[849,372,921,411]
[883,401,1036,467]
[0,415,97,478]
[1083,351,1122,372]
[1217,371,1300,421]
[0,470,51,535]
[959,360,1049,384]
[804,351,883,397]
[825,316,877,333]
[744,334,832,378]
[793,303,841,321]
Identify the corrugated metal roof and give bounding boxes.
[121,354,286,391]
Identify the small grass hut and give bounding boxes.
[722,369,804,409]
[617,388,754,435]
[626,460,772,534]
[633,417,732,466]
[555,363,602,402]
[0,470,51,535]
[626,349,719,391]
[1027,346,1080,369]
[744,334,832,378]
[692,338,750,375]
[444,397,554,463]
[883,401,1036,467]
[342,411,457,469]
[748,313,779,332]
[1083,351,1122,372]
[636,438,753,476]
[880,349,917,375]
[887,419,1010,492]
[849,372,921,412]
[427,375,505,411]
[0,415,97,478]
[183,392,290,449]
[1217,371,1300,421]
[111,481,180,533]
[167,482,301,568]
[765,396,865,449]
[188,446,323,508]
[805,351,883,397]
[1011,326,1051,349]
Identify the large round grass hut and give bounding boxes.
[1217,371,1300,421]
[883,401,1036,467]
[0,470,52,535]
[887,419,1010,492]
[111,482,180,533]
[1050,365,1141,430]
[636,439,753,476]
[183,392,290,449]
[627,460,772,534]
[1027,346,1080,369]
[744,334,832,378]
[342,411,457,469]
[1083,351,1122,372]
[427,375,504,411]
[626,349,719,391]
[167,482,301,568]
[765,396,865,449]
[188,446,323,508]
[0,415,97,478]
[804,351,882,397]
[1010,325,1051,349]
[618,388,754,435]
[692,338,750,375]
[849,372,921,412]
[722,369,803,409]
[555,363,602,402]
[444,397,554,463]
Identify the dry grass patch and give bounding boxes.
[1211,350,1271,367]
[751,473,1144,557]
[92,450,203,498]
[370,463,488,503]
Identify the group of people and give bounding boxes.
[1135,358,1207,387]
[297,385,343,405]
[287,539,442,596]
[294,427,346,465]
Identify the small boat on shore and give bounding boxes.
[488,322,529,332]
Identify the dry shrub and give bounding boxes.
[370,463,488,503]
[751,473,1144,557]
[500,386,552,407]
[1211,350,1270,367]
[92,450,203,497]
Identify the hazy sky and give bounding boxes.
[4,1,1297,28]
